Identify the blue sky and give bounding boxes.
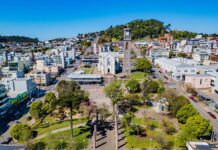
[0,0,218,40]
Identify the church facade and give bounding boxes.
[97,52,121,75]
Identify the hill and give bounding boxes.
[98,19,201,43]
[98,19,169,43]
[0,36,39,43]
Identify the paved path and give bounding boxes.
[88,119,127,150]
[35,123,86,140]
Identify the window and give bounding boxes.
[200,79,202,85]
[184,70,188,73]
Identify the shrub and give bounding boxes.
[129,124,145,136]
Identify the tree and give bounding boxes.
[135,58,152,72]
[177,53,188,58]
[122,112,135,128]
[167,96,189,116]
[125,79,140,93]
[169,50,174,58]
[30,101,44,120]
[176,104,198,124]
[215,103,218,110]
[178,115,212,146]
[10,123,33,142]
[30,101,50,123]
[44,92,57,113]
[56,80,88,145]
[142,77,159,99]
[104,81,123,149]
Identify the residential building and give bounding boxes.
[148,49,169,62]
[0,84,10,116]
[192,48,210,62]
[1,78,37,97]
[185,74,212,89]
[206,71,218,93]
[34,60,61,77]
[26,71,52,86]
[155,58,199,81]
[1,67,24,78]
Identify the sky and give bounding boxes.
[0,0,218,40]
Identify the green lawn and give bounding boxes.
[130,72,146,81]
[83,68,93,74]
[33,118,88,135]
[33,126,91,150]
[126,117,178,149]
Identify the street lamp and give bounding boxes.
[60,139,63,150]
[150,138,152,150]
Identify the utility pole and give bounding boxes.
[115,104,118,149]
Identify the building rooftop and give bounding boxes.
[68,73,101,79]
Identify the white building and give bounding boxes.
[98,52,121,75]
[192,49,210,62]
[1,78,37,97]
[149,49,169,62]
[1,67,24,78]
[155,58,198,81]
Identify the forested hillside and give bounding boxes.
[0,36,39,43]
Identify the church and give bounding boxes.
[97,51,121,75]
[97,28,131,76]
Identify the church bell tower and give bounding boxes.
[122,28,131,75]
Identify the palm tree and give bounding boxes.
[104,81,123,149]
[56,80,88,146]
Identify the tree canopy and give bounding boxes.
[135,58,152,72]
[0,35,39,43]
[176,104,198,124]
[30,101,48,120]
[99,19,168,43]
[178,115,212,146]
[167,96,189,117]
[10,123,33,142]
[104,81,123,105]
[125,79,141,93]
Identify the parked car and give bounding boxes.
[189,96,197,103]
[208,112,217,119]
[1,137,13,144]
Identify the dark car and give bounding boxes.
[189,96,197,103]
[208,112,217,119]
[1,137,13,144]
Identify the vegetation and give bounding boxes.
[171,30,197,40]
[167,96,189,117]
[176,104,198,124]
[177,53,188,58]
[125,79,140,93]
[142,77,159,99]
[34,118,88,135]
[10,123,33,142]
[30,101,50,122]
[178,115,212,146]
[31,126,91,150]
[135,58,152,72]
[104,81,123,149]
[0,35,39,43]
[130,71,146,81]
[56,80,89,145]
[99,19,169,43]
